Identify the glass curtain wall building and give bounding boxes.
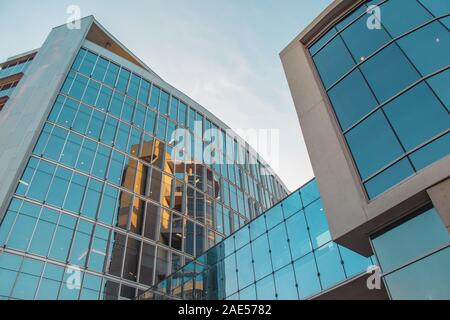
[309,0,449,200]
[281,0,449,300]
[139,179,376,301]
[0,17,288,300]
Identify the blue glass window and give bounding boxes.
[63,173,87,213]
[76,139,97,174]
[133,104,146,129]
[274,264,298,300]
[372,207,450,273]
[380,0,432,38]
[82,80,100,106]
[427,69,450,112]
[28,208,59,257]
[7,202,40,251]
[360,43,420,102]
[104,62,119,87]
[27,161,55,201]
[328,68,378,130]
[108,92,124,117]
[101,116,118,145]
[98,185,119,225]
[397,21,450,76]
[150,85,160,109]
[116,68,130,93]
[313,35,355,88]
[286,211,312,260]
[294,252,321,299]
[346,110,404,180]
[92,56,108,82]
[418,0,450,17]
[364,158,415,199]
[384,247,450,300]
[236,244,254,290]
[49,214,76,262]
[339,245,372,278]
[128,74,140,99]
[96,86,112,112]
[138,79,150,105]
[410,133,450,171]
[121,97,135,123]
[69,74,89,101]
[46,167,71,207]
[252,234,272,281]
[73,103,92,135]
[86,110,105,139]
[268,224,291,271]
[60,132,82,167]
[256,275,276,300]
[145,109,156,134]
[81,179,103,219]
[383,82,449,151]
[79,51,97,76]
[305,200,331,249]
[315,242,346,289]
[340,14,391,61]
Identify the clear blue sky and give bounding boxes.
[0,0,333,190]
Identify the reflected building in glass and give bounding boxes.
[281,0,450,300]
[0,16,288,300]
[140,179,384,300]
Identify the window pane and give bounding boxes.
[29,208,59,257]
[268,224,291,271]
[155,247,170,283]
[328,68,378,131]
[360,43,420,102]
[372,207,450,273]
[315,242,346,289]
[140,243,155,286]
[98,185,119,225]
[409,133,450,171]
[106,232,126,277]
[223,253,238,296]
[286,211,312,259]
[88,225,110,273]
[384,247,450,300]
[339,244,373,278]
[69,220,94,267]
[345,110,404,180]
[274,264,298,300]
[294,252,321,299]
[27,161,55,201]
[340,14,390,61]
[305,200,331,249]
[123,237,141,282]
[364,158,415,199]
[427,69,450,112]
[60,132,83,167]
[256,274,276,300]
[384,82,449,151]
[63,173,88,213]
[46,167,71,207]
[49,214,77,262]
[313,35,355,88]
[381,0,432,38]
[81,179,103,219]
[236,244,254,290]
[397,21,450,76]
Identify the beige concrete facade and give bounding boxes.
[280,0,450,256]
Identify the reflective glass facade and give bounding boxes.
[0,46,287,300]
[140,179,375,300]
[309,0,450,199]
[371,206,450,299]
